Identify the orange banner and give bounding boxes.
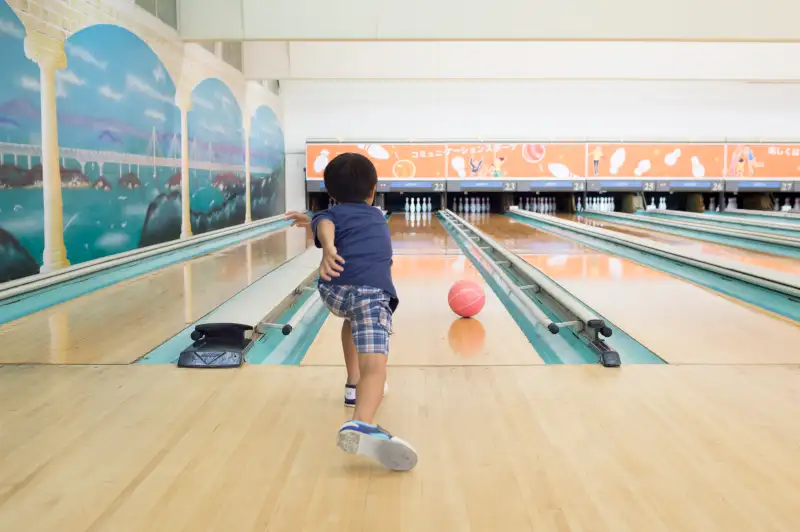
[587,143,725,179]
[445,143,585,179]
[307,141,800,181]
[306,143,447,179]
[725,144,800,178]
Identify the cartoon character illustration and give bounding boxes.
[591,146,603,176]
[468,158,483,176]
[729,145,763,177]
[490,157,505,177]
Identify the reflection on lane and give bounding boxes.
[561,214,799,273]
[389,213,460,255]
[0,226,310,365]
[484,214,800,364]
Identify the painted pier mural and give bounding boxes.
[0,2,286,283]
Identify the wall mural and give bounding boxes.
[0,1,46,281]
[250,105,285,220]
[56,24,182,261]
[186,78,246,235]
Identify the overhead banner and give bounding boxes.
[587,143,725,179]
[725,144,800,178]
[306,143,446,179]
[307,142,797,180]
[445,143,585,179]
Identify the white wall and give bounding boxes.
[180,0,800,41]
[282,79,800,152]
[258,42,800,82]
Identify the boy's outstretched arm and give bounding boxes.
[313,218,345,281]
[285,211,312,226]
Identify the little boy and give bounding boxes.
[286,153,417,472]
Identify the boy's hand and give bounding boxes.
[319,245,345,281]
[285,211,312,227]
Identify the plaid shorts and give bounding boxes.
[318,284,393,355]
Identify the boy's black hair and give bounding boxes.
[323,153,378,203]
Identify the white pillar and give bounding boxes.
[243,114,252,223]
[25,34,69,273]
[177,98,193,239]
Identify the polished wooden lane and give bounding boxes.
[303,252,543,366]
[0,227,310,365]
[483,215,800,364]
[473,212,592,254]
[562,213,800,273]
[388,212,459,254]
[1,364,799,531]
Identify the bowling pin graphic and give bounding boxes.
[609,148,626,175]
[356,144,390,160]
[451,156,467,178]
[314,150,330,173]
[548,163,575,179]
[634,160,651,177]
[665,149,681,167]
[691,156,705,177]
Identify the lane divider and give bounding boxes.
[511,208,800,322]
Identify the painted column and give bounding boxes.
[177,97,193,239]
[243,114,252,223]
[25,34,70,272]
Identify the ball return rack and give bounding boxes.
[439,209,620,368]
[177,271,321,369]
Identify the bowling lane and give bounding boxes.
[562,214,800,274]
[389,212,459,254]
[303,219,543,366]
[0,226,311,365]
[485,214,800,364]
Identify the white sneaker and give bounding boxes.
[337,420,418,471]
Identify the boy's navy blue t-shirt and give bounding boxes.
[311,203,398,312]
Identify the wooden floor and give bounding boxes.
[483,215,800,364]
[1,364,799,531]
[1,212,799,531]
[0,226,309,364]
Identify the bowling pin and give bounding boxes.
[709,197,716,212]
[782,198,792,212]
[691,156,705,178]
[647,197,656,211]
[518,197,523,209]
[576,197,583,212]
[794,198,800,212]
[774,197,780,211]
[405,197,410,212]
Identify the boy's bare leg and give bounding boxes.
[341,320,359,385]
[353,354,387,425]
